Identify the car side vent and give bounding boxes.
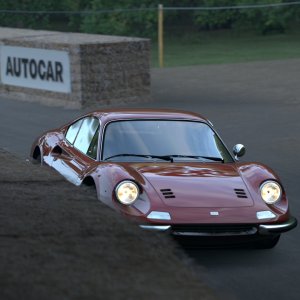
[234,189,248,198]
[160,189,176,199]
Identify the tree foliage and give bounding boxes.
[194,0,239,30]
[193,0,300,34]
[0,0,64,29]
[0,0,299,35]
[80,0,158,37]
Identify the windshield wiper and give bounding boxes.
[103,153,173,162]
[104,153,223,163]
[164,155,224,163]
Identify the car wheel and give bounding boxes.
[255,235,280,249]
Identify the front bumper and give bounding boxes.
[140,216,297,237]
[258,216,297,235]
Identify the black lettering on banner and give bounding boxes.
[55,61,63,83]
[38,60,46,80]
[21,58,28,78]
[6,57,14,76]
[13,57,21,77]
[29,59,37,79]
[4,54,66,85]
[46,61,54,81]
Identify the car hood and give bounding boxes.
[132,163,254,208]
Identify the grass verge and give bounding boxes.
[151,30,300,67]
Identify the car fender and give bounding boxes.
[237,162,288,216]
[90,162,167,219]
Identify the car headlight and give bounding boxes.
[260,181,282,204]
[115,180,139,205]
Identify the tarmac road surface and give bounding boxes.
[1,59,300,300]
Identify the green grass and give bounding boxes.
[151,30,300,67]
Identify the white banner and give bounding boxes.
[0,46,71,93]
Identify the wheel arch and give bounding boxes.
[32,145,41,160]
[82,175,96,187]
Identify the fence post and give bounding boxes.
[158,4,164,68]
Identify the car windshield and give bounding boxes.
[102,120,233,163]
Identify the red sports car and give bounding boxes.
[31,109,297,248]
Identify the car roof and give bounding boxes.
[88,108,208,123]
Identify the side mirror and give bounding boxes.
[233,144,246,160]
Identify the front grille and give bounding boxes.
[171,224,257,236]
[234,188,248,198]
[160,188,175,199]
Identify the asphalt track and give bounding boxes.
[1,59,300,300]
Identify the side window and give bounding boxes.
[73,117,99,158]
[87,126,99,159]
[65,119,83,144]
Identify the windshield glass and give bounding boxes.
[102,120,233,163]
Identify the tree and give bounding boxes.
[193,0,300,34]
[80,0,158,37]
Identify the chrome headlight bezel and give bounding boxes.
[260,180,282,205]
[115,180,140,205]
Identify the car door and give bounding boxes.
[50,116,100,185]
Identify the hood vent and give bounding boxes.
[234,188,248,199]
[160,189,176,199]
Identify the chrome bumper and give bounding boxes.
[258,216,297,235]
[139,225,171,231]
[139,216,297,236]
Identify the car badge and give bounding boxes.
[210,211,219,216]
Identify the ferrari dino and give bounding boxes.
[30,109,297,248]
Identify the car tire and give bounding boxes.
[255,235,280,249]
